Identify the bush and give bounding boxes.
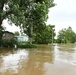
[1,39,18,48]
[18,44,37,48]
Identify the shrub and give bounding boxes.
[1,39,18,48]
[18,44,37,48]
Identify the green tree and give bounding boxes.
[0,25,4,46]
[0,0,55,45]
[23,0,55,44]
[14,31,20,36]
[0,0,24,26]
[0,0,25,43]
[33,25,56,44]
[57,27,76,43]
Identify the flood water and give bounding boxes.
[0,44,76,75]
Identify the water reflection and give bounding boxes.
[23,45,54,75]
[0,44,76,75]
[54,44,76,65]
[0,49,29,73]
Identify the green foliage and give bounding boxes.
[1,39,18,48]
[22,0,55,44]
[0,26,4,46]
[14,31,20,36]
[0,0,25,27]
[18,41,26,45]
[57,27,76,43]
[35,0,55,8]
[33,24,56,44]
[18,44,37,48]
[18,41,37,48]
[0,26,4,38]
[0,0,55,45]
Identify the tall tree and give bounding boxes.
[0,0,25,42]
[33,25,55,44]
[57,27,76,43]
[23,0,55,44]
[0,0,55,45]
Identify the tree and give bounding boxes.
[0,0,25,43]
[33,25,56,44]
[0,25,5,46]
[23,0,55,44]
[0,0,24,26]
[0,0,55,45]
[57,27,76,43]
[14,31,20,36]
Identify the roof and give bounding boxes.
[3,31,14,35]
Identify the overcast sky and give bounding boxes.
[3,19,20,32]
[47,0,76,35]
[3,0,76,35]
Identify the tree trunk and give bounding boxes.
[30,37,32,45]
[0,18,3,46]
[52,29,53,45]
[0,17,2,26]
[29,25,33,45]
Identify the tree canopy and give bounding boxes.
[14,31,20,36]
[33,24,55,44]
[57,27,76,43]
[0,0,55,44]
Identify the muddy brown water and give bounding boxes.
[0,44,76,75]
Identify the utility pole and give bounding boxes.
[52,28,53,45]
[30,24,33,45]
[51,25,55,45]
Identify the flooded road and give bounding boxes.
[0,44,76,75]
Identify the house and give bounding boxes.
[15,35,28,42]
[2,31,28,42]
[2,31,14,40]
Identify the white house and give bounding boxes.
[15,35,28,42]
